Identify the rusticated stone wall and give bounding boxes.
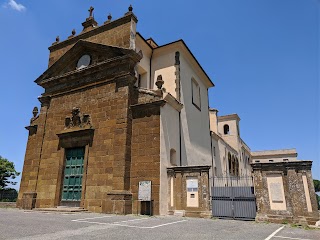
[18,8,166,215]
[18,77,136,212]
[167,166,211,218]
[252,161,319,225]
[130,102,163,215]
[17,97,50,208]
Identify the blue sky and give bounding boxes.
[0,0,319,189]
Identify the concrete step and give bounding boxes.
[34,207,88,213]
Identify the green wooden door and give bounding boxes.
[61,147,85,201]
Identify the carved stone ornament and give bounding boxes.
[155,75,164,89]
[30,106,39,124]
[65,107,92,129]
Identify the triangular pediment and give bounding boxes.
[35,40,139,85]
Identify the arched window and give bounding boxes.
[235,158,239,176]
[228,153,232,174]
[231,156,235,175]
[223,124,230,135]
[170,149,177,166]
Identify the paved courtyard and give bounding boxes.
[0,208,319,240]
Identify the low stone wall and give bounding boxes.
[0,202,16,208]
[167,166,211,218]
[252,161,319,225]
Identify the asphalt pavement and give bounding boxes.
[0,208,319,240]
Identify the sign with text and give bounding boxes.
[138,181,152,201]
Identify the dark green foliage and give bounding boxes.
[314,179,320,210]
[313,179,320,193]
[0,188,18,202]
[0,156,20,190]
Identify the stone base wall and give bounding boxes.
[130,102,162,215]
[256,213,319,226]
[20,192,37,210]
[167,166,211,218]
[252,161,319,225]
[0,202,17,208]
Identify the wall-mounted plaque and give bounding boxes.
[270,182,284,203]
[138,181,151,201]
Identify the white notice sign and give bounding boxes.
[138,181,152,201]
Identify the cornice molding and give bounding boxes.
[251,161,313,171]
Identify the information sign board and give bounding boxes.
[138,181,152,201]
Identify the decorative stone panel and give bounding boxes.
[252,161,319,225]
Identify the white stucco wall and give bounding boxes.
[251,149,298,163]
[209,110,218,134]
[217,119,240,151]
[252,155,297,163]
[151,50,177,98]
[241,149,252,176]
[135,36,152,88]
[179,54,212,167]
[159,103,180,215]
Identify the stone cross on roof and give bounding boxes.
[88,6,94,18]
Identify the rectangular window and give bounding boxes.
[191,78,201,110]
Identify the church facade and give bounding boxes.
[17,6,215,217]
[18,6,319,223]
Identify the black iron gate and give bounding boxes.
[212,177,256,220]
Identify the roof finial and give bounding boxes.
[104,13,112,24]
[88,6,94,18]
[68,29,76,39]
[82,6,98,31]
[55,36,60,42]
[128,4,133,12]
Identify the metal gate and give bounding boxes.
[212,177,256,220]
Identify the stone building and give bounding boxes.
[18,6,213,217]
[18,6,319,223]
[209,111,252,178]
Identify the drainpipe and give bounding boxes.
[209,130,215,210]
[175,51,182,166]
[210,131,214,182]
[179,112,182,166]
[149,49,153,89]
